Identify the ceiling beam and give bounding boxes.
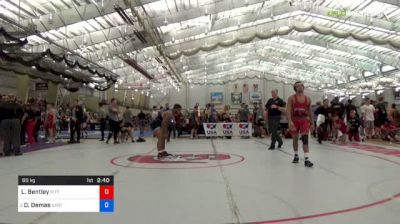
[281,35,400,68]
[1,0,158,33]
[28,25,142,54]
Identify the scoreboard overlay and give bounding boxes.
[18,176,114,213]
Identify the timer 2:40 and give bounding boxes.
[97,177,111,184]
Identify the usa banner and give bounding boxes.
[203,123,252,137]
[204,123,218,137]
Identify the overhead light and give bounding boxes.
[349,76,358,81]
[364,71,374,78]
[382,65,395,73]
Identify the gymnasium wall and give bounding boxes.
[150,79,324,110]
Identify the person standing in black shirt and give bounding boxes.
[265,89,286,150]
[331,97,345,119]
[0,95,24,156]
[106,98,121,144]
[375,96,388,137]
[69,100,84,144]
[345,99,358,120]
[98,102,107,141]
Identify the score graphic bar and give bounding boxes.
[18,176,114,213]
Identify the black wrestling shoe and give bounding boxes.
[292,154,299,163]
[305,160,314,168]
[157,151,173,159]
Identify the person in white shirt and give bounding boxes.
[361,98,375,139]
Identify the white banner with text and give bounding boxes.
[203,123,252,137]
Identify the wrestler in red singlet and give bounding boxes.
[287,81,314,168]
[291,94,310,135]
